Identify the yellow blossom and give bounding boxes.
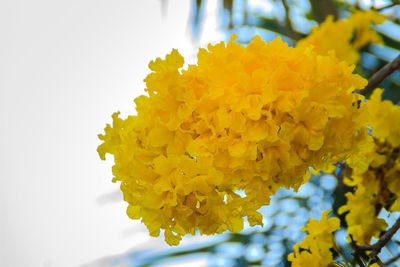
[288,210,340,267]
[341,89,400,245]
[366,89,400,147]
[98,35,369,245]
[297,10,385,65]
[338,189,388,245]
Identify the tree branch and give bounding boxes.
[350,235,367,267]
[281,0,300,41]
[309,0,338,23]
[384,253,400,265]
[373,1,400,11]
[351,217,400,266]
[354,54,400,96]
[354,216,400,266]
[369,216,400,262]
[374,257,386,267]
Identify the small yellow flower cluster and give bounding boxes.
[367,89,400,147]
[288,210,340,266]
[338,170,388,245]
[297,10,385,65]
[98,35,368,245]
[340,89,400,245]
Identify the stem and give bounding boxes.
[354,54,400,96]
[384,253,400,265]
[309,0,338,23]
[350,235,366,267]
[375,257,386,267]
[281,0,300,41]
[332,235,351,267]
[358,245,373,251]
[373,1,400,11]
[352,217,400,266]
[369,216,400,261]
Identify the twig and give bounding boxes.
[375,257,387,267]
[281,0,300,40]
[309,0,338,23]
[332,235,351,267]
[373,1,400,11]
[369,216,400,262]
[384,253,400,265]
[354,54,400,96]
[356,216,400,266]
[357,245,373,251]
[350,235,367,267]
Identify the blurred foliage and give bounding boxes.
[114,1,400,266]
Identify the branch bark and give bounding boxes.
[309,0,338,23]
[373,1,400,11]
[354,54,400,96]
[281,0,300,41]
[355,216,400,266]
[370,217,400,262]
[350,235,366,267]
[384,253,400,265]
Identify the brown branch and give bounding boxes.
[357,245,373,251]
[373,1,400,11]
[309,0,338,23]
[351,217,400,266]
[375,257,387,267]
[384,253,400,265]
[281,0,300,41]
[350,235,367,267]
[369,216,400,262]
[355,216,400,266]
[355,54,400,96]
[354,253,366,267]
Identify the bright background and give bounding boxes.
[0,1,222,267]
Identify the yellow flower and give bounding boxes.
[297,10,385,65]
[341,89,400,245]
[98,35,368,245]
[366,89,400,147]
[338,190,388,245]
[350,10,386,50]
[288,210,340,267]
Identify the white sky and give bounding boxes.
[0,1,222,267]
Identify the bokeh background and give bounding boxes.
[1,1,400,267]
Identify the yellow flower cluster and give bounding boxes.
[338,172,388,245]
[98,35,368,245]
[297,10,385,65]
[367,89,400,147]
[340,89,400,245]
[288,210,340,266]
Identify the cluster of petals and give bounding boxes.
[297,10,385,64]
[338,174,388,245]
[366,89,400,147]
[340,89,400,245]
[288,210,340,266]
[98,34,369,245]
